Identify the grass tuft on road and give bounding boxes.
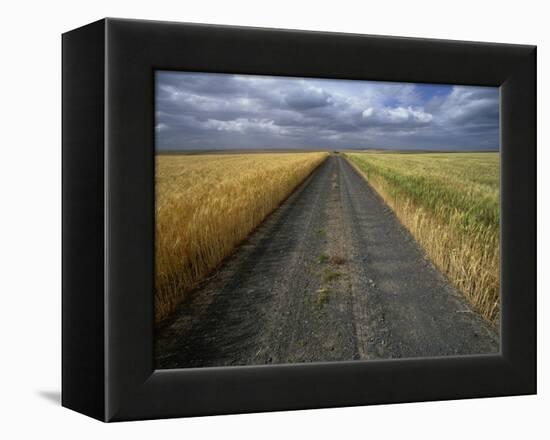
[322,268,342,283]
[345,152,499,325]
[316,254,329,264]
[317,288,330,307]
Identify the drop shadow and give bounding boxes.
[37,390,61,406]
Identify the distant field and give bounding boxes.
[155,152,328,324]
[345,152,500,324]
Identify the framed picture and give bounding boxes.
[62,18,536,422]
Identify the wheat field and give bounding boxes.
[155,152,328,324]
[345,152,500,325]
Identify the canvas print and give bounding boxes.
[154,71,500,369]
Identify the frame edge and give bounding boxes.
[62,18,107,421]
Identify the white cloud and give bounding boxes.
[408,107,434,123]
[362,106,433,125]
[204,118,288,135]
[362,108,374,118]
[430,86,498,126]
[204,119,245,133]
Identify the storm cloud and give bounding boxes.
[155,71,499,151]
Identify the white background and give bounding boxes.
[0,0,546,437]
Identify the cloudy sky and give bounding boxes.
[155,71,499,151]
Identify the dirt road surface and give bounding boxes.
[156,156,498,369]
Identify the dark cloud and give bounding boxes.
[155,71,499,151]
[283,87,331,110]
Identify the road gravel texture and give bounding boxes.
[155,156,498,369]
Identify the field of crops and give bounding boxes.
[345,152,500,324]
[155,152,328,324]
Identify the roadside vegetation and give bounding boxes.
[155,152,328,324]
[345,152,500,325]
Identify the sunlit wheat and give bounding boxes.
[155,152,328,324]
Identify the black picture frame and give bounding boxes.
[62,18,536,422]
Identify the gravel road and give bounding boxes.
[155,155,499,369]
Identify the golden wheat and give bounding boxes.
[155,152,328,324]
[345,152,500,325]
